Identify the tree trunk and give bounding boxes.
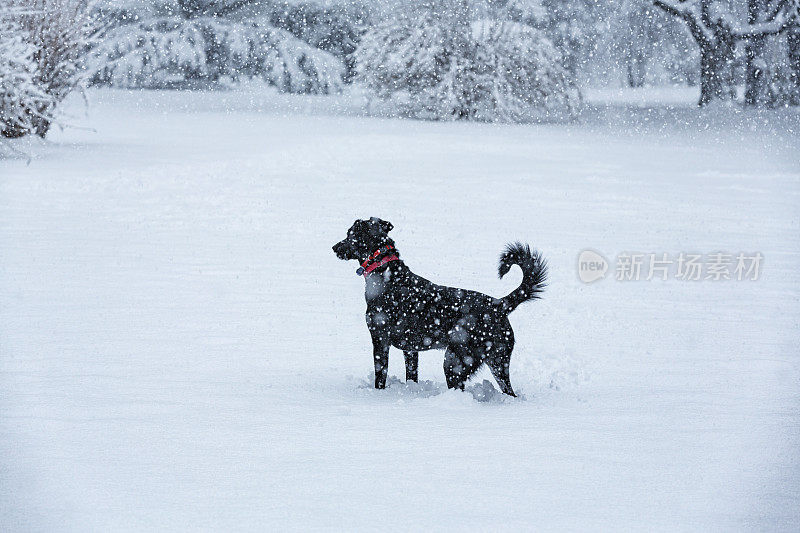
[745,35,768,105]
[699,45,715,105]
[788,26,800,105]
[698,34,736,106]
[627,51,646,88]
[745,0,769,106]
[627,63,638,87]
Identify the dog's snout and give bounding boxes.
[333,241,348,259]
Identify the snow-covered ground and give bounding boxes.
[1,87,799,531]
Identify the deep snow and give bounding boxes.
[1,86,799,531]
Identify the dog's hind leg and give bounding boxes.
[487,359,516,397]
[485,342,516,397]
[444,344,481,391]
[404,351,418,383]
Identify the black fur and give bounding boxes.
[333,218,547,397]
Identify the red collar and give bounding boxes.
[356,245,399,277]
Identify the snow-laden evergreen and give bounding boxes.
[88,2,345,93]
[356,11,579,123]
[269,2,369,82]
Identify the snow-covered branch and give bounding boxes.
[734,1,799,39]
[655,0,799,41]
[177,0,262,19]
[87,8,345,93]
[653,0,712,47]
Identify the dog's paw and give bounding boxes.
[466,380,526,402]
[467,380,498,402]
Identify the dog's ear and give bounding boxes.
[370,217,393,234]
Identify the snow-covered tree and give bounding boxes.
[88,0,345,93]
[609,0,698,87]
[355,3,579,123]
[653,0,799,106]
[523,0,603,84]
[1,0,92,138]
[741,0,800,106]
[269,1,369,83]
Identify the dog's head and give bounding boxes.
[332,217,394,261]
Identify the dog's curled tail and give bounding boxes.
[498,242,548,313]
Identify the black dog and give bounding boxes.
[333,218,547,397]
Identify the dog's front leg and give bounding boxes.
[371,333,390,389]
[404,351,418,383]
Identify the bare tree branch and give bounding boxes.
[209,0,265,18]
[766,0,791,22]
[735,7,798,38]
[653,0,711,47]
